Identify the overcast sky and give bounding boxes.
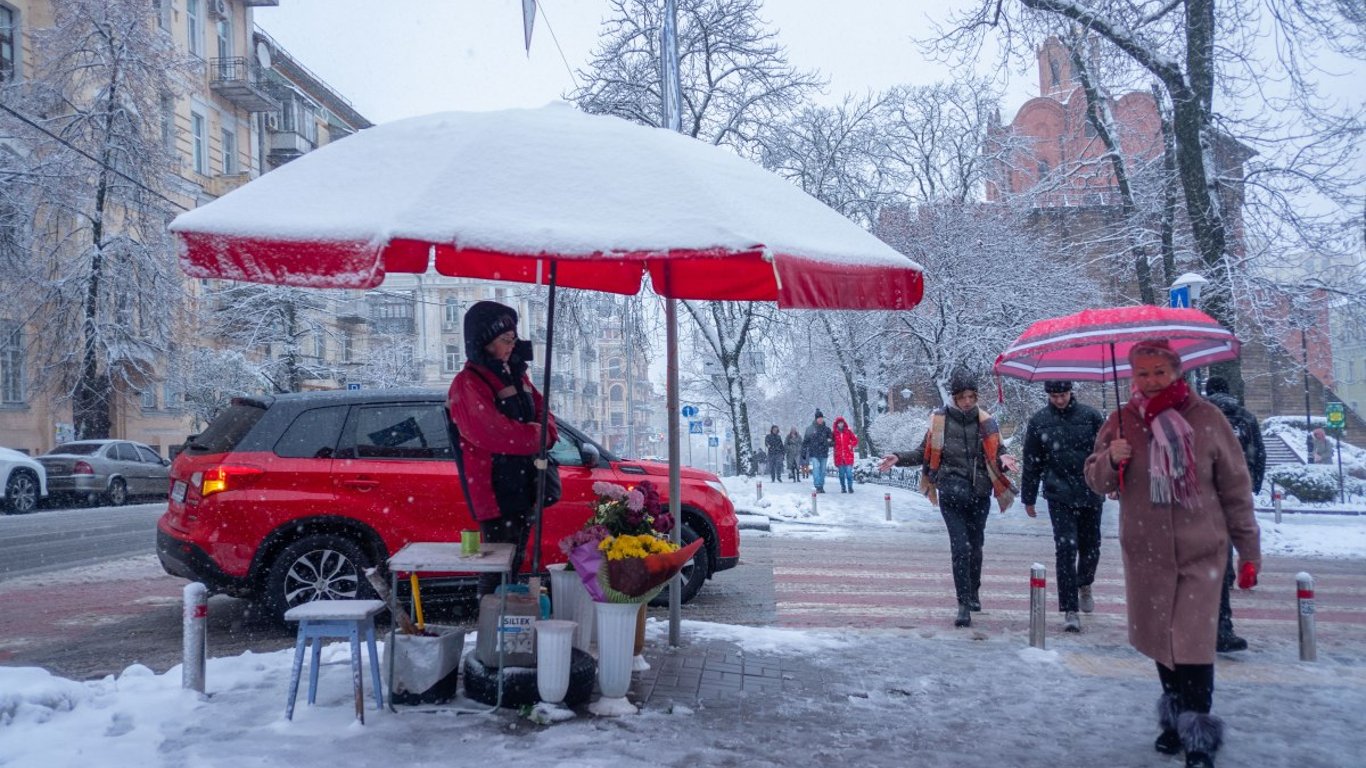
[253,0,1022,124]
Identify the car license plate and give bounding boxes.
[171,480,187,503]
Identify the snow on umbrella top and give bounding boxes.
[994,305,1240,383]
[170,104,923,310]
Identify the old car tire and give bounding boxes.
[461,647,596,709]
[648,523,710,607]
[4,469,40,514]
[262,533,378,625]
[105,478,128,506]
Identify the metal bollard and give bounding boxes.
[756,480,762,500]
[811,491,818,516]
[884,492,892,521]
[182,582,208,693]
[1029,564,1047,649]
[1297,572,1317,662]
[1273,488,1283,524]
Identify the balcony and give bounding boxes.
[267,128,316,165]
[203,172,251,198]
[335,298,369,324]
[209,58,280,113]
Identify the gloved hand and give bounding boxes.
[1237,560,1259,590]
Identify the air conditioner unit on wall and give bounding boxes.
[210,0,228,20]
[265,113,280,131]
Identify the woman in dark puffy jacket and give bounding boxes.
[878,371,1016,628]
[764,425,785,483]
[448,300,557,597]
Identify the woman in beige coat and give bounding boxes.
[1085,340,1260,768]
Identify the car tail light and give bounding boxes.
[73,461,94,475]
[198,465,264,497]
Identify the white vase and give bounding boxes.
[573,589,596,652]
[547,565,579,623]
[590,601,640,715]
[534,619,576,705]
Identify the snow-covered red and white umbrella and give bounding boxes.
[993,305,1240,384]
[168,104,924,583]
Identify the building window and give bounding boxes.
[444,344,460,373]
[0,6,15,83]
[313,333,325,359]
[443,296,461,327]
[0,321,22,403]
[162,381,182,410]
[610,412,624,426]
[186,0,203,57]
[342,331,354,363]
[161,94,176,151]
[141,388,157,410]
[221,127,237,174]
[607,358,623,378]
[609,384,624,402]
[191,111,207,174]
[155,0,171,31]
[216,12,232,60]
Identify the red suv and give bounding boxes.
[156,389,739,622]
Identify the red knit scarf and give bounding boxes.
[1132,378,1198,506]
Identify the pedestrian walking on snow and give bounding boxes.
[878,371,1017,628]
[785,427,802,482]
[1204,375,1266,654]
[765,425,785,483]
[1020,380,1105,634]
[1085,340,1260,768]
[832,417,859,493]
[801,410,834,493]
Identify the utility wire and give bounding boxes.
[0,101,193,213]
[536,1,582,92]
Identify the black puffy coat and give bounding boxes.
[1020,398,1105,508]
[1205,391,1267,493]
[801,420,833,461]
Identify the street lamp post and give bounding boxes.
[1302,326,1315,463]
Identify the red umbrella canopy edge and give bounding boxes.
[994,306,1240,383]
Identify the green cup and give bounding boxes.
[461,529,480,556]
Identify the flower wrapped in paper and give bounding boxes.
[567,533,703,604]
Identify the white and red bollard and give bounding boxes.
[811,491,818,515]
[1297,572,1317,662]
[1273,488,1284,524]
[1029,564,1047,649]
[756,481,763,501]
[884,492,892,521]
[183,582,208,693]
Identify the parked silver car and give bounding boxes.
[1,446,48,514]
[38,440,171,506]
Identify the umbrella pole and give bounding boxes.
[666,282,683,647]
[1110,341,1126,491]
[530,261,559,576]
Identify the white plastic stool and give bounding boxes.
[284,599,385,723]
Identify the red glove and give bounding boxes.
[1237,561,1258,590]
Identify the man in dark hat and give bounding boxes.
[448,300,557,596]
[1021,380,1105,633]
[1204,376,1266,653]
[800,409,834,493]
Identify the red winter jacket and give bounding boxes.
[447,362,558,522]
[832,417,859,466]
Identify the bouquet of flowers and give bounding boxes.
[561,481,701,604]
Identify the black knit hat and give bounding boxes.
[949,370,979,396]
[1043,380,1073,394]
[1205,376,1230,395]
[463,300,519,361]
[814,409,825,420]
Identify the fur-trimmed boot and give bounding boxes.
[1177,711,1224,768]
[1154,693,1182,754]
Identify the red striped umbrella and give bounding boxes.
[994,305,1240,384]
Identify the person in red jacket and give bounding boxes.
[448,300,558,597]
[832,416,859,493]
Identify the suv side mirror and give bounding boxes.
[579,442,601,469]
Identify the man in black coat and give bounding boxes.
[1205,375,1267,653]
[800,409,834,493]
[1021,381,1105,633]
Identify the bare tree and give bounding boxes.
[571,0,822,472]
[0,0,199,438]
[204,283,345,394]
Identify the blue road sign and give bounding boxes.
[689,420,704,434]
[681,405,698,418]
[707,436,719,447]
[1169,285,1191,308]
[346,382,362,391]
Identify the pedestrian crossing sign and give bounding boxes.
[689,420,703,434]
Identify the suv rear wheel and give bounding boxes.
[262,533,379,624]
